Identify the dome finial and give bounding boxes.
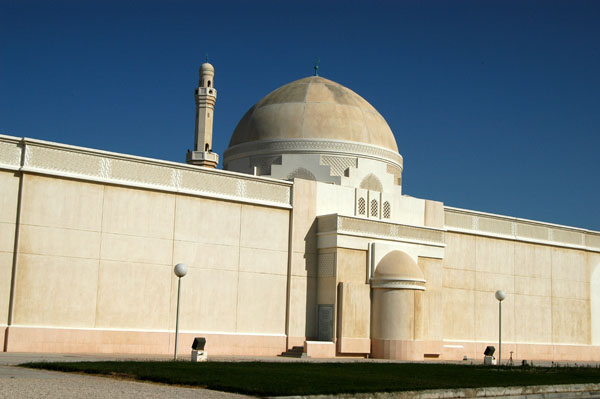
[205,53,209,63]
[313,57,320,76]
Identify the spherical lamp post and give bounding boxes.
[495,290,506,365]
[173,263,188,361]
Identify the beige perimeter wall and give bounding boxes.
[4,172,291,354]
[442,231,599,360]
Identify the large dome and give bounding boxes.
[223,76,403,191]
[228,76,398,152]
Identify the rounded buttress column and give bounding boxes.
[370,251,425,360]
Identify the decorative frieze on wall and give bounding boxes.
[478,216,513,236]
[224,139,404,170]
[444,211,474,230]
[587,234,600,249]
[0,137,23,168]
[317,214,445,247]
[318,253,335,277]
[0,134,292,208]
[317,215,338,234]
[320,155,357,177]
[445,207,600,252]
[370,278,426,290]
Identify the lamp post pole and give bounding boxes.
[498,300,502,363]
[495,290,506,365]
[173,263,188,361]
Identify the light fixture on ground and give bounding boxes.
[173,263,188,361]
[495,290,506,365]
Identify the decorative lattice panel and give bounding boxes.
[516,223,550,241]
[552,228,584,246]
[444,211,475,230]
[318,253,335,277]
[0,139,22,167]
[27,145,103,177]
[317,215,338,232]
[358,197,366,215]
[383,201,391,219]
[370,199,378,217]
[336,216,445,245]
[321,155,357,177]
[587,234,600,249]
[111,158,173,187]
[478,217,513,236]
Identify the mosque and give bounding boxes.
[1,63,599,361]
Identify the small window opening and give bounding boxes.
[383,201,391,219]
[207,80,211,87]
[205,143,210,151]
[358,197,366,215]
[371,199,378,217]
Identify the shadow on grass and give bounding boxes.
[21,361,600,396]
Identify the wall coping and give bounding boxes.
[0,134,292,209]
[444,206,600,253]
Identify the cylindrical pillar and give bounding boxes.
[370,251,426,360]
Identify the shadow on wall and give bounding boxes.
[305,219,318,339]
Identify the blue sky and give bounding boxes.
[1,0,599,230]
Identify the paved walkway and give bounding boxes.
[0,353,253,399]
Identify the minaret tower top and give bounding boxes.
[186,62,219,168]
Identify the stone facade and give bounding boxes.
[1,70,599,362]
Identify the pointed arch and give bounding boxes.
[360,173,383,192]
[287,167,316,181]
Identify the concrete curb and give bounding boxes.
[270,383,600,399]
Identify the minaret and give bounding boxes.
[186,62,218,168]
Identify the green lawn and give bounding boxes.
[21,361,600,397]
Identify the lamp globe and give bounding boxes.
[495,290,506,301]
[174,263,188,278]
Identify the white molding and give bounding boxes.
[371,276,427,291]
[7,324,286,336]
[0,164,20,172]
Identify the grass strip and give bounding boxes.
[21,361,600,397]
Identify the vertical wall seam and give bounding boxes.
[550,248,554,346]
[284,184,294,349]
[4,141,26,351]
[234,205,242,333]
[167,195,178,351]
[93,185,106,329]
[473,236,477,343]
